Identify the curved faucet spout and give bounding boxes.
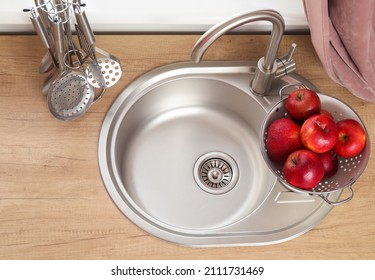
[191,10,291,96]
[191,10,285,69]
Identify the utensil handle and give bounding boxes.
[30,9,52,49]
[54,0,74,38]
[52,16,66,72]
[320,185,354,206]
[74,5,95,46]
[30,9,58,68]
[34,0,52,33]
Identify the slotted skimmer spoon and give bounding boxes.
[47,16,95,121]
[74,5,122,89]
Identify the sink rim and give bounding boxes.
[98,60,338,246]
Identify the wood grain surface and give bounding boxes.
[0,35,374,259]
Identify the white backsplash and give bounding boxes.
[3,0,308,33]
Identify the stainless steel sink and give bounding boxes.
[98,61,340,246]
[98,10,340,246]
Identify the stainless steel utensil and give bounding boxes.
[54,0,83,69]
[74,5,122,89]
[34,0,51,31]
[25,6,57,94]
[47,16,95,121]
[86,52,122,88]
[73,7,94,58]
[26,0,114,118]
[42,70,56,96]
[74,6,106,88]
[34,0,56,73]
[39,52,55,74]
[29,8,58,69]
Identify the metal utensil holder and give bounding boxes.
[24,0,123,120]
[36,0,74,24]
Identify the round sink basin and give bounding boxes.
[99,61,337,246]
[111,77,273,231]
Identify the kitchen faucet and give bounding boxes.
[191,10,297,96]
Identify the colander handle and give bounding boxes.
[320,185,354,206]
[278,83,307,99]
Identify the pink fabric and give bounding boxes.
[303,0,375,102]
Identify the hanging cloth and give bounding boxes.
[303,0,375,102]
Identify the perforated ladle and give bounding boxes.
[47,16,95,121]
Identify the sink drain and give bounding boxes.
[194,152,239,194]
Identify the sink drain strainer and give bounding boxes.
[194,152,239,194]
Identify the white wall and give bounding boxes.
[2,0,308,33]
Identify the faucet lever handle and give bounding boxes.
[283,43,297,62]
[275,43,297,78]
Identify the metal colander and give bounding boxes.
[260,87,370,206]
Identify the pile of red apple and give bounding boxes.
[265,88,366,190]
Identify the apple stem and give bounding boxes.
[291,156,297,166]
[297,90,303,101]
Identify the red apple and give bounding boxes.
[320,109,334,120]
[285,88,321,121]
[282,149,325,190]
[265,118,303,162]
[300,114,338,153]
[333,119,366,158]
[318,150,338,178]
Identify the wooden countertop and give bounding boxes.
[1,35,375,260]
